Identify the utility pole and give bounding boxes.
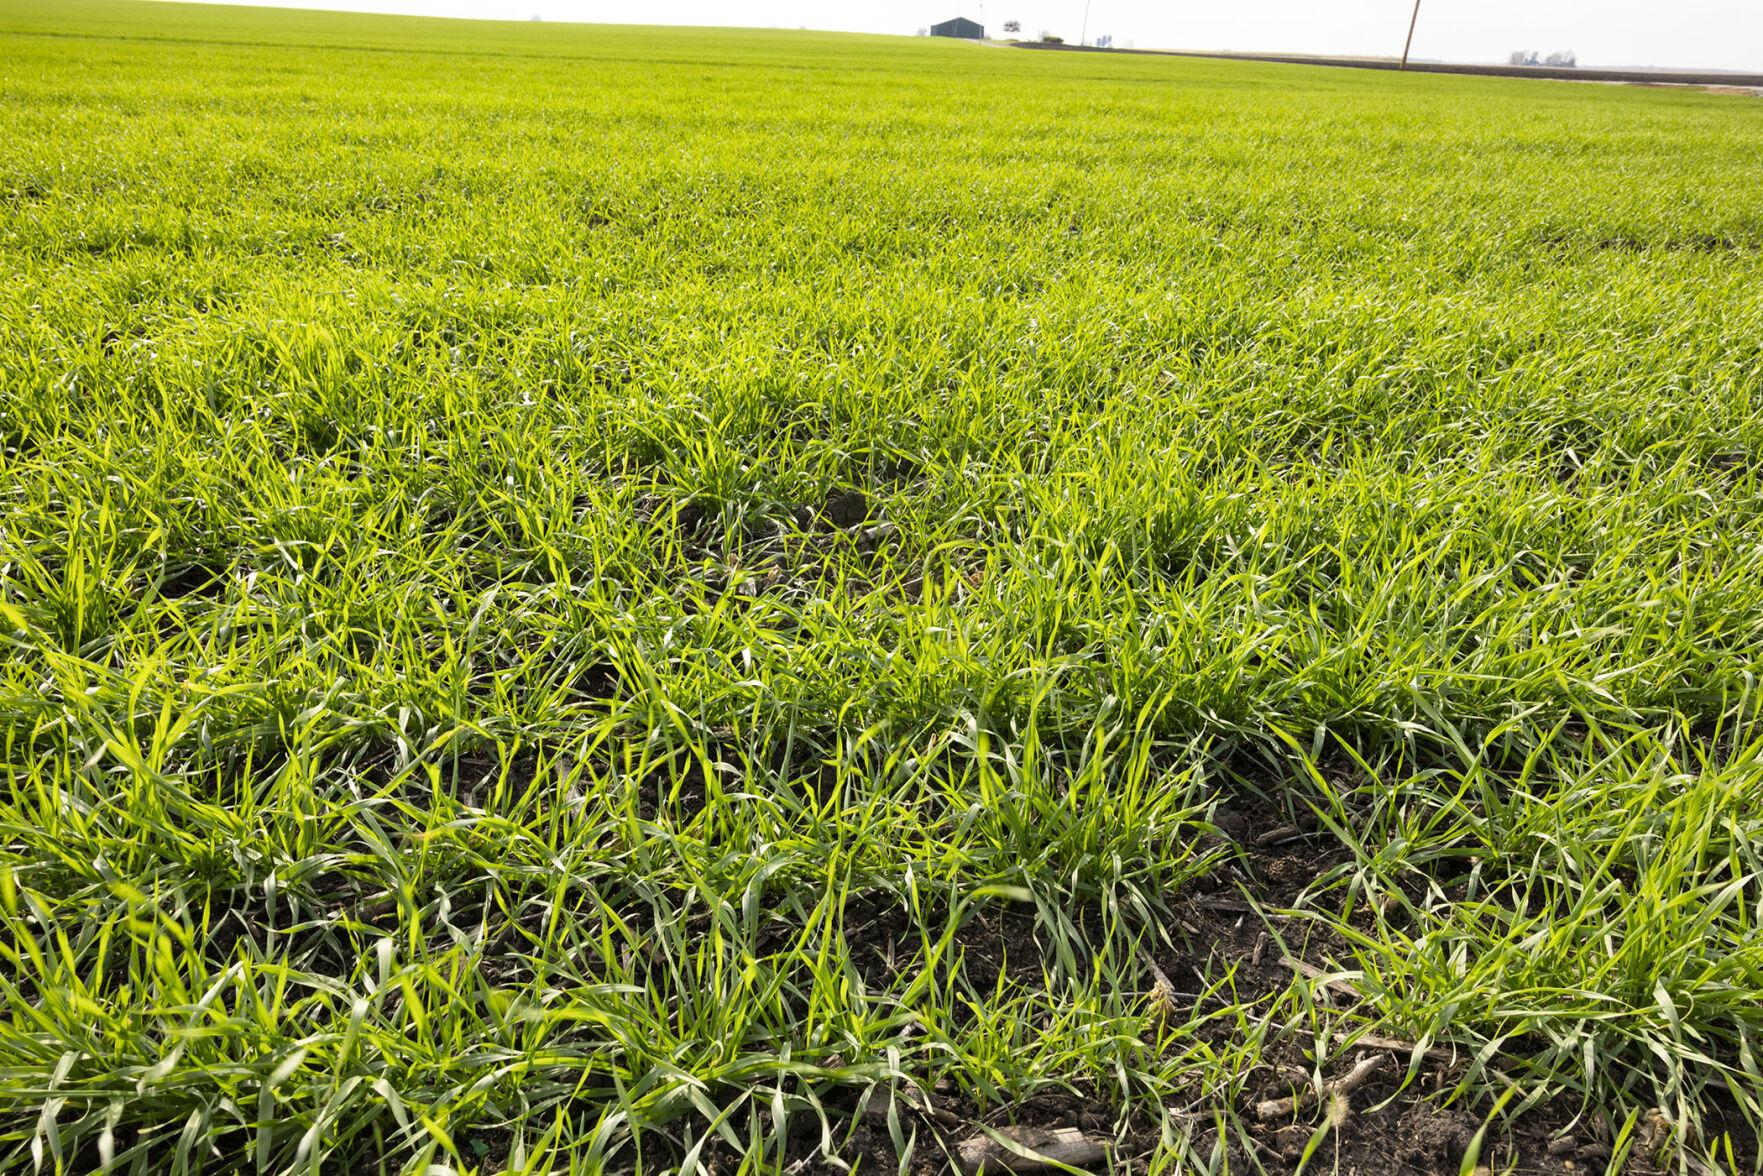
[1400,0,1422,69]
[1080,0,1092,47]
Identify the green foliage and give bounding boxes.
[1,0,1761,1171]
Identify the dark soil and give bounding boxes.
[714,788,1758,1176]
[188,752,1756,1175]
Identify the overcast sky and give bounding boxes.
[183,0,1763,72]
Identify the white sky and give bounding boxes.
[178,0,1763,71]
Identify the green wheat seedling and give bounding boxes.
[2,0,1762,1170]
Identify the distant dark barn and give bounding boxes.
[929,16,984,39]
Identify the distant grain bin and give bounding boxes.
[930,16,985,39]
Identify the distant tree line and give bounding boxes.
[1508,50,1578,67]
[995,16,1112,47]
